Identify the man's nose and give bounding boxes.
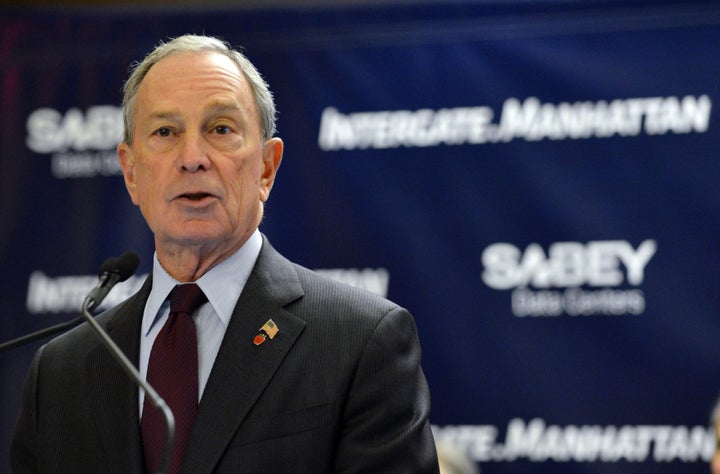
[178,132,211,172]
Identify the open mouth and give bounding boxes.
[180,192,212,201]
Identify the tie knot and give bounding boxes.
[169,283,207,316]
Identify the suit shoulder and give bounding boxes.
[295,263,394,301]
[291,264,404,321]
[41,287,144,360]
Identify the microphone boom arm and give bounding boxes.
[0,316,84,352]
[2,250,173,474]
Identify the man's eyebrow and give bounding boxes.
[147,110,181,121]
[206,101,247,116]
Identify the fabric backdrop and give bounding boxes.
[2,2,719,472]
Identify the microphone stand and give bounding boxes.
[81,296,174,474]
[3,251,174,474]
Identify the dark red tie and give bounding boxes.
[142,284,207,474]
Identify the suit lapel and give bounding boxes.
[183,239,306,474]
[86,278,151,474]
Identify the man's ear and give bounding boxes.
[259,137,284,202]
[117,142,139,205]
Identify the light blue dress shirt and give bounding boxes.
[138,230,262,415]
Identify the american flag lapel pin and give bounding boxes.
[254,319,279,346]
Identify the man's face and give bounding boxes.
[118,51,282,257]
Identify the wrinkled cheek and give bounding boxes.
[134,185,161,233]
[136,199,157,233]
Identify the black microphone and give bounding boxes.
[84,251,140,313]
[79,252,175,474]
[0,252,140,352]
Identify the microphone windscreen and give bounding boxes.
[97,251,140,281]
[115,251,140,281]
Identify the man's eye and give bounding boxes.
[154,127,172,137]
[214,125,231,135]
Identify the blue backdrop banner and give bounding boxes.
[2,2,720,472]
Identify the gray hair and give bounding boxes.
[121,34,277,144]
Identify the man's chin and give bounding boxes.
[163,225,226,248]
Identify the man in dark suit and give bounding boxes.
[11,34,439,473]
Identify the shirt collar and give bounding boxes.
[142,230,263,336]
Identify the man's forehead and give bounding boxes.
[136,53,255,118]
[140,51,249,97]
[144,100,248,121]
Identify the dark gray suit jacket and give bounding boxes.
[11,238,439,473]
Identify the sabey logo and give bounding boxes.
[481,240,657,317]
[26,106,124,179]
